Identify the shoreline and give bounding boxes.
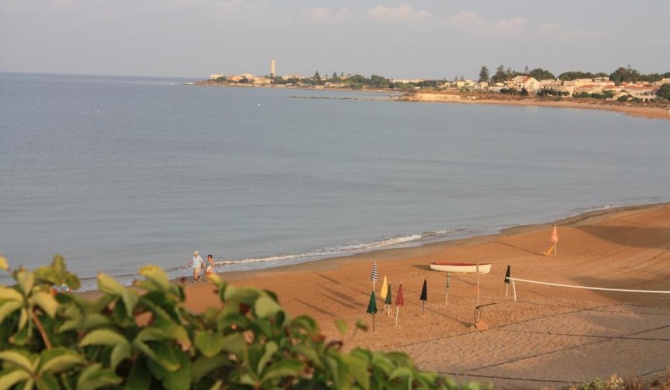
[398,92,670,121]
[178,202,670,389]
[191,82,670,121]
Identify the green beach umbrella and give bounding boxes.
[367,290,378,331]
[385,282,392,316]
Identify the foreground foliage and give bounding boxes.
[0,255,484,389]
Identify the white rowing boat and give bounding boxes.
[429,262,491,274]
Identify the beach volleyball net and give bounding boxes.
[506,277,670,308]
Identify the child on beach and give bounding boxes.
[205,254,215,278]
[189,251,204,282]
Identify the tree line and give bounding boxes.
[478,64,670,85]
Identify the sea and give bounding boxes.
[1,72,669,290]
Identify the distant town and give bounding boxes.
[200,61,670,103]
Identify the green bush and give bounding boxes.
[0,255,484,389]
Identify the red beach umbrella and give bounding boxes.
[395,282,404,326]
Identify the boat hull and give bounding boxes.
[429,262,491,274]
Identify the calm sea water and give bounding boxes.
[1,73,669,289]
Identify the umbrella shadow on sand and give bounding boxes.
[318,291,359,310]
[491,240,545,256]
[320,285,360,305]
[296,299,336,317]
[316,272,342,285]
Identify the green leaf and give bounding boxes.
[254,295,280,319]
[388,366,414,381]
[97,273,125,296]
[9,321,31,346]
[35,370,59,390]
[97,273,139,315]
[0,350,35,373]
[341,354,370,390]
[325,354,349,390]
[79,329,131,370]
[138,265,170,291]
[291,315,319,334]
[191,355,229,382]
[355,319,368,331]
[260,358,304,383]
[38,348,85,375]
[220,333,246,356]
[125,355,152,389]
[0,286,24,302]
[334,318,348,336]
[159,349,191,390]
[194,331,225,358]
[79,329,128,348]
[0,368,31,389]
[32,292,59,318]
[0,300,23,323]
[135,340,183,372]
[16,270,34,294]
[76,363,122,390]
[256,341,277,375]
[0,256,8,271]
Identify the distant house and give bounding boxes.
[229,73,255,82]
[392,79,424,84]
[511,76,540,93]
[489,82,506,93]
[621,84,658,102]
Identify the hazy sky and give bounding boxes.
[1,0,669,80]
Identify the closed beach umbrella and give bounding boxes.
[367,290,378,331]
[380,275,388,299]
[385,282,392,316]
[551,225,559,256]
[371,262,378,290]
[504,265,511,296]
[420,279,428,315]
[395,282,404,326]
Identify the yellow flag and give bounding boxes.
[380,275,388,299]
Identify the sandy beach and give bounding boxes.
[399,92,670,121]
[181,204,670,389]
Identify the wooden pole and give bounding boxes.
[476,261,480,307]
[512,280,517,302]
[395,306,399,326]
[445,272,450,306]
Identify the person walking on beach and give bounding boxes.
[205,254,215,278]
[189,250,204,282]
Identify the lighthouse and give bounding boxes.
[271,59,276,79]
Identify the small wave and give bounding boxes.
[212,233,428,268]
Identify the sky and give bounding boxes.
[1,0,669,80]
